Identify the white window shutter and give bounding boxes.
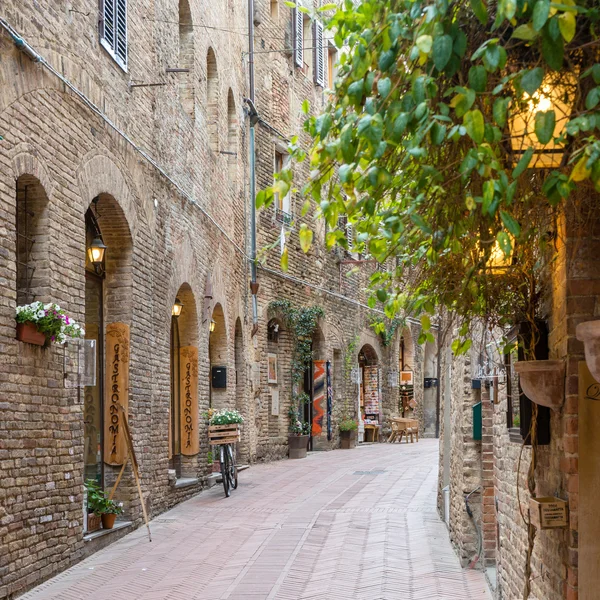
[100,0,127,70]
[293,4,303,69]
[116,0,127,67]
[314,21,325,86]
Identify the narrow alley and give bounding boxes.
[20,441,490,600]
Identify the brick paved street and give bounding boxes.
[21,440,491,600]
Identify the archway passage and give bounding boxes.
[399,329,416,416]
[83,194,133,488]
[170,284,199,477]
[209,303,228,409]
[358,344,380,443]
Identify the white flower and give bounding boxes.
[44,303,52,310]
[36,311,45,319]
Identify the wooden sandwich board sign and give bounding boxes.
[108,403,152,542]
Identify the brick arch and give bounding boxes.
[357,330,383,362]
[77,153,139,241]
[11,151,56,198]
[168,231,201,332]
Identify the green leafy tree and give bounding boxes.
[257,0,600,351]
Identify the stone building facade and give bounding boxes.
[439,188,600,600]
[0,1,430,598]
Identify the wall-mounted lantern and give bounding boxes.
[87,236,107,266]
[172,298,183,317]
[209,319,216,333]
[509,73,575,169]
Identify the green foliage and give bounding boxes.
[339,418,359,432]
[269,300,325,386]
[344,333,359,379]
[258,0,600,348]
[85,480,123,516]
[369,314,404,347]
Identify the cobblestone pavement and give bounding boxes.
[21,440,491,600]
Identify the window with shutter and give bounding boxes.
[293,3,303,69]
[100,0,128,71]
[313,21,325,87]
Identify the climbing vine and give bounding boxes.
[344,333,359,380]
[268,300,325,387]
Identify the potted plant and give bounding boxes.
[85,479,123,531]
[85,480,103,533]
[15,302,84,346]
[339,418,358,449]
[288,406,310,459]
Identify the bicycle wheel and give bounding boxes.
[220,445,230,498]
[227,444,238,490]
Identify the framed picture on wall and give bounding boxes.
[267,353,278,384]
[400,370,414,386]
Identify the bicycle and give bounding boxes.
[218,442,238,498]
[208,422,241,498]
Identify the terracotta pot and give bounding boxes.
[288,434,309,459]
[16,322,46,346]
[577,320,600,382]
[514,360,565,410]
[340,430,356,449]
[87,513,102,533]
[101,513,117,529]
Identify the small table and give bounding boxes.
[363,424,380,442]
[389,417,419,443]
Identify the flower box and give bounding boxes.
[16,321,46,346]
[514,360,565,410]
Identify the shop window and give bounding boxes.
[207,48,219,151]
[178,0,195,119]
[274,150,292,225]
[100,0,128,71]
[505,345,521,433]
[16,175,50,305]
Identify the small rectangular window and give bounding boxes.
[100,0,128,71]
[270,0,279,19]
[274,151,292,225]
[327,44,337,90]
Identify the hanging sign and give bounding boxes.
[312,360,326,436]
[104,323,130,466]
[326,361,333,441]
[180,346,199,456]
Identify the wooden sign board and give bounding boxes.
[180,346,199,456]
[529,497,568,530]
[104,323,130,465]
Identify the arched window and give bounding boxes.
[267,319,280,343]
[227,89,238,176]
[16,175,50,305]
[178,0,195,119]
[206,48,218,151]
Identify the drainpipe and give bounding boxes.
[247,0,259,336]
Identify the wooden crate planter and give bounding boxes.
[87,513,102,533]
[208,424,241,446]
[530,497,568,530]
